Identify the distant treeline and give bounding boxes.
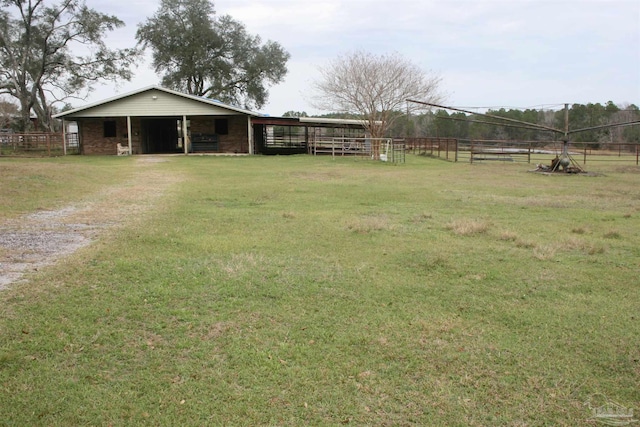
[289,102,640,144]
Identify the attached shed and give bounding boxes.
[53,86,261,155]
[252,117,371,155]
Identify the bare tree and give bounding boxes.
[311,50,443,157]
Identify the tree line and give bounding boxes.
[311,102,640,145]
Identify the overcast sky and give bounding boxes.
[87,0,639,115]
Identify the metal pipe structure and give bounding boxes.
[406,99,563,134]
[408,99,640,137]
[568,120,640,135]
[433,115,552,133]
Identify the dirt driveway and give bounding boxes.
[0,157,181,290]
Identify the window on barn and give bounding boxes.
[103,121,117,138]
[215,118,228,135]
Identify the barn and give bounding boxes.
[54,86,369,156]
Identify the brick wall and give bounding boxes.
[80,118,141,155]
[190,116,249,153]
[79,115,248,155]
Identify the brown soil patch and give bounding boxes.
[0,156,182,290]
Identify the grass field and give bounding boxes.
[1,154,638,426]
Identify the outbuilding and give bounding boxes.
[54,86,260,155]
[54,85,370,156]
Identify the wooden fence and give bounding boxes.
[0,132,79,157]
[405,138,640,166]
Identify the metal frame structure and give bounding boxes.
[407,99,640,172]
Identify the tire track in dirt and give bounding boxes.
[0,156,183,290]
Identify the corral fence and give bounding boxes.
[405,137,640,166]
[405,138,459,162]
[310,137,406,163]
[0,132,79,157]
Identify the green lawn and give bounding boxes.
[1,155,638,426]
[0,156,134,220]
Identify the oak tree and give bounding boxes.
[137,0,289,110]
[0,0,138,131]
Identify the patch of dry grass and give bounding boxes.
[562,236,607,255]
[603,230,622,239]
[410,212,433,223]
[217,252,266,277]
[533,244,558,260]
[498,230,518,241]
[446,218,491,236]
[345,214,394,233]
[571,226,589,235]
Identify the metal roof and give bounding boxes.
[53,86,264,119]
[251,116,375,128]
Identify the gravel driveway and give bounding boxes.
[0,157,180,290]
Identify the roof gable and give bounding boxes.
[54,86,262,118]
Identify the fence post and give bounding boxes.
[636,144,639,166]
[470,140,474,163]
[455,139,458,162]
[584,146,587,165]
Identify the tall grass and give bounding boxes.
[1,155,638,426]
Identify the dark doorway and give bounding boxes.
[141,118,179,154]
[253,124,265,154]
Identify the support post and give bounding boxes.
[305,126,309,154]
[62,120,67,155]
[127,116,133,154]
[455,139,459,162]
[183,115,188,155]
[564,103,569,139]
[247,116,253,154]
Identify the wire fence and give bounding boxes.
[405,137,640,166]
[0,132,79,157]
